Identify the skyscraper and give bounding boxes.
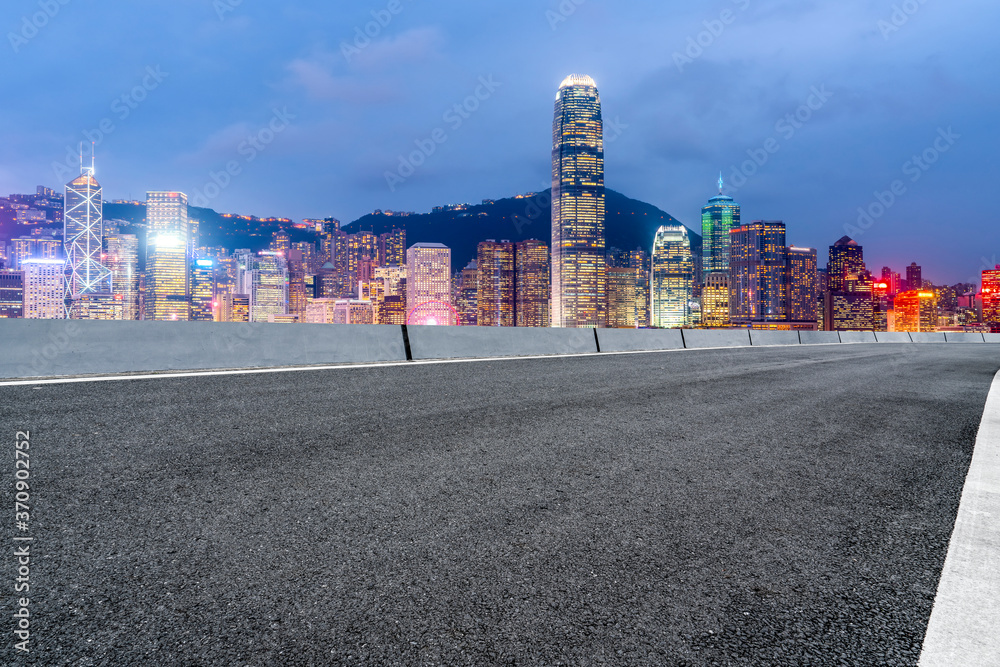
[701,175,741,275]
[236,251,289,323]
[477,240,515,327]
[651,225,694,328]
[64,158,112,317]
[786,246,818,324]
[406,243,453,325]
[190,258,217,321]
[515,240,551,328]
[455,261,478,327]
[729,221,788,325]
[607,267,640,328]
[551,74,606,328]
[145,191,190,321]
[893,290,937,332]
[379,228,406,267]
[906,262,923,291]
[982,266,1000,332]
[827,237,864,292]
[104,232,139,320]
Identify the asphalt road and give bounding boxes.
[2,344,998,666]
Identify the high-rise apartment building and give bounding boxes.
[516,240,550,328]
[23,259,66,319]
[455,261,478,327]
[379,228,406,267]
[729,221,788,325]
[651,225,694,328]
[786,246,818,324]
[827,237,864,292]
[477,240,515,327]
[551,74,606,328]
[702,176,741,275]
[406,243,453,325]
[607,267,641,328]
[824,237,873,331]
[0,270,24,318]
[145,191,190,321]
[9,236,62,270]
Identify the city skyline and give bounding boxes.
[1,2,996,284]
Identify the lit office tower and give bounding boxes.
[406,243,453,325]
[906,262,923,290]
[0,271,24,318]
[700,272,730,328]
[729,221,788,325]
[455,261,478,327]
[982,266,1000,332]
[190,259,217,321]
[64,159,112,317]
[651,225,694,328]
[827,236,864,292]
[516,240,550,328]
[22,259,66,319]
[10,236,62,270]
[702,175,741,274]
[104,233,139,320]
[237,251,289,323]
[894,290,937,332]
[786,246,818,323]
[551,74,606,328]
[477,241,515,327]
[145,192,190,321]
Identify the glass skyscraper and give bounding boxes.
[701,175,740,274]
[145,191,190,321]
[551,74,606,328]
[64,163,112,317]
[651,225,694,328]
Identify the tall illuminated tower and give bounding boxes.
[64,149,112,317]
[477,240,515,327]
[515,240,550,328]
[651,225,693,328]
[982,266,1000,332]
[551,74,606,328]
[702,174,740,274]
[104,232,139,320]
[730,221,788,325]
[145,191,190,321]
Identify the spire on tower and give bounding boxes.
[718,172,724,194]
[90,141,95,176]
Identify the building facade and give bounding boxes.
[651,225,694,328]
[145,191,190,321]
[406,243,453,325]
[551,74,606,328]
[729,221,787,325]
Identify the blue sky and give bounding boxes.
[1,0,997,282]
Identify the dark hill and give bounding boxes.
[345,189,698,270]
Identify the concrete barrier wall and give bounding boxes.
[681,329,751,349]
[0,320,408,379]
[4,320,999,380]
[875,332,912,343]
[840,331,878,344]
[799,331,841,345]
[595,329,684,353]
[944,332,985,343]
[750,331,801,347]
[406,325,597,360]
[910,332,947,343]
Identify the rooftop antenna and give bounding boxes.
[90,141,95,176]
[79,143,84,176]
[718,172,724,194]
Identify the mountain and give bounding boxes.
[99,189,698,270]
[345,188,699,270]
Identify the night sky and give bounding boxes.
[2,0,997,283]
